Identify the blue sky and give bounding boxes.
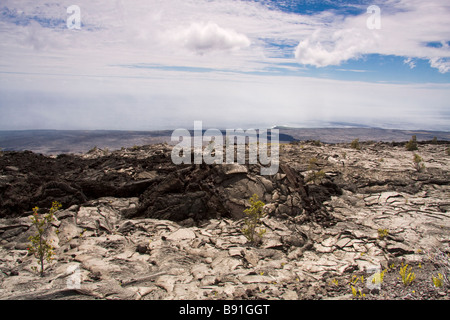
[0,0,449,131]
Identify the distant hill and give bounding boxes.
[278,127,450,144]
[0,128,449,155]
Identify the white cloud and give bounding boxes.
[429,57,450,74]
[294,27,377,67]
[170,21,250,53]
[403,57,416,69]
[336,68,369,73]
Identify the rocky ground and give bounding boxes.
[0,140,449,300]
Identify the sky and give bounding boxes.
[0,0,449,131]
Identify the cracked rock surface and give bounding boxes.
[0,141,449,300]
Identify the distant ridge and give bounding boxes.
[0,128,449,155]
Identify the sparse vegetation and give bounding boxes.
[405,135,418,151]
[241,194,266,246]
[432,137,438,144]
[371,269,387,285]
[446,147,450,156]
[399,263,416,286]
[413,153,425,172]
[351,285,364,297]
[378,228,389,240]
[349,275,366,298]
[27,201,61,276]
[306,157,325,184]
[306,169,326,184]
[432,273,444,288]
[351,138,361,150]
[331,258,449,300]
[426,248,450,289]
[351,274,364,285]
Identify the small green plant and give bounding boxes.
[378,228,389,240]
[28,201,62,276]
[306,169,325,184]
[413,153,425,172]
[432,273,444,288]
[313,140,321,146]
[405,135,418,151]
[306,157,326,184]
[350,285,365,298]
[350,274,364,285]
[446,147,450,156]
[351,285,357,296]
[351,138,361,150]
[399,263,416,286]
[432,137,438,144]
[371,269,387,285]
[241,194,266,246]
[79,228,87,238]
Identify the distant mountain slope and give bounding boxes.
[280,128,450,144]
[0,128,449,154]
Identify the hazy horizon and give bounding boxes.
[0,121,450,133]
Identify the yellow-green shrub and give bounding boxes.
[351,138,361,150]
[28,201,61,276]
[432,273,444,288]
[399,264,416,286]
[405,135,418,151]
[241,194,266,246]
